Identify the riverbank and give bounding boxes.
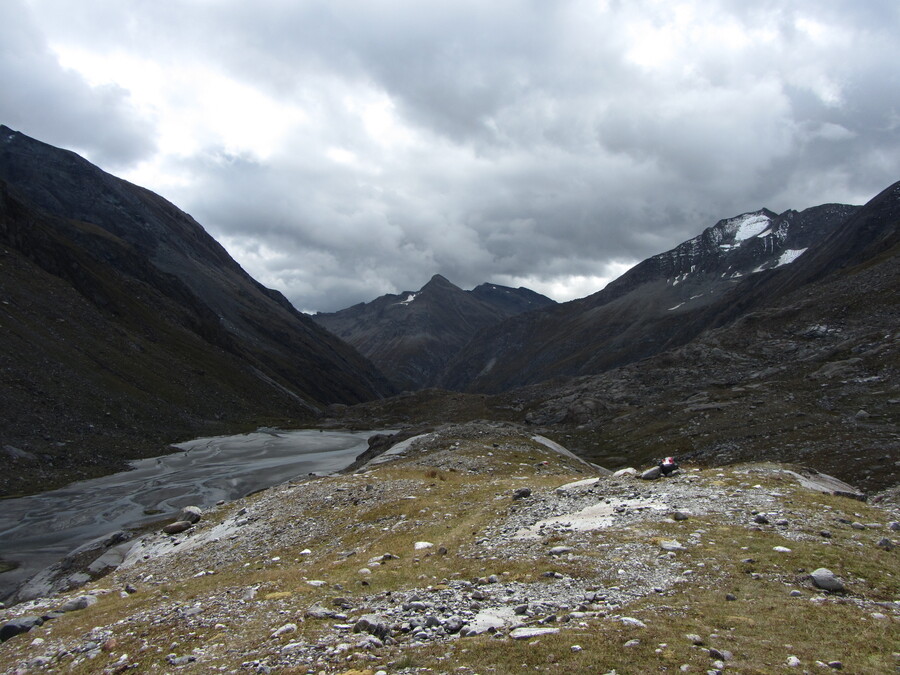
[0,429,388,605]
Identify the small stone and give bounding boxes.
[571,644,583,652]
[620,617,646,628]
[773,546,792,553]
[709,648,727,660]
[623,639,641,647]
[876,537,894,550]
[827,661,843,670]
[789,590,803,597]
[414,541,433,551]
[512,487,532,500]
[754,514,770,525]
[641,466,662,480]
[819,530,832,538]
[850,521,866,530]
[889,521,900,531]
[671,511,691,521]
[810,568,845,592]
[549,546,572,556]
[685,633,704,645]
[358,568,371,575]
[724,593,737,601]
[786,655,801,667]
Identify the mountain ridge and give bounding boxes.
[313,273,555,390]
[438,201,860,392]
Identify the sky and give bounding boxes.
[3,0,899,313]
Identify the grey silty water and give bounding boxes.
[0,429,386,603]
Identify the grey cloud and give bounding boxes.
[8,0,900,312]
[0,1,155,168]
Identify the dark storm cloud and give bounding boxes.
[6,1,900,311]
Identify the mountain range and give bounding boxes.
[1,124,897,497]
[313,274,555,390]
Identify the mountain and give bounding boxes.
[439,202,859,393]
[313,274,555,390]
[0,125,393,496]
[337,180,899,493]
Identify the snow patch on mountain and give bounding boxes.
[730,213,772,241]
[776,248,808,267]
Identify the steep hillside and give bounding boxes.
[440,203,857,393]
[0,126,393,495]
[314,274,555,390]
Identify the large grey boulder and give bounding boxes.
[810,568,845,592]
[0,616,43,642]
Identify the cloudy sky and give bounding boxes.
[3,0,899,312]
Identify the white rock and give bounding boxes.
[659,539,686,552]
[358,568,372,575]
[306,580,327,587]
[773,546,792,553]
[414,541,434,550]
[613,468,638,477]
[271,623,297,638]
[620,617,647,628]
[510,627,560,640]
[786,655,801,667]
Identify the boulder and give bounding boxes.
[178,506,203,524]
[163,521,193,535]
[641,466,661,480]
[0,616,44,642]
[810,568,845,592]
[58,595,98,612]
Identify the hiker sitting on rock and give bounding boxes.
[659,456,679,476]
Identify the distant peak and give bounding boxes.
[421,274,459,291]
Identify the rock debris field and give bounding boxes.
[1,422,898,674]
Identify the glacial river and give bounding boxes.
[0,429,385,603]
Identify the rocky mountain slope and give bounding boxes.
[0,423,897,673]
[314,275,555,390]
[439,202,859,393]
[0,126,393,496]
